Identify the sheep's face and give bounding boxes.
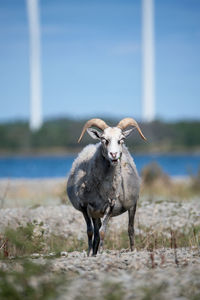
[87,126,134,166]
[100,127,124,165]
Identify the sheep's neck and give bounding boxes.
[96,144,120,174]
[91,145,122,201]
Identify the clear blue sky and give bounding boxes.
[0,0,200,122]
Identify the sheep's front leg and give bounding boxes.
[82,209,93,256]
[92,218,101,256]
[99,199,115,252]
[128,203,137,251]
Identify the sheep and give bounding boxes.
[67,118,146,255]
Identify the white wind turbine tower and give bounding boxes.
[26,0,42,131]
[142,0,155,122]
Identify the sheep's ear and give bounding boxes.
[123,128,135,138]
[87,128,102,140]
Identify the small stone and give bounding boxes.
[61,251,68,257]
[31,253,40,258]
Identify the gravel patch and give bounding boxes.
[1,249,200,300]
[0,198,199,238]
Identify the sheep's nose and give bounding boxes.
[110,152,117,159]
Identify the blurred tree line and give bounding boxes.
[0,118,200,154]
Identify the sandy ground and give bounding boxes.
[0,178,200,299]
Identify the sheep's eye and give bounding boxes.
[118,139,124,144]
[101,138,109,146]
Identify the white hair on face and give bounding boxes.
[101,127,124,164]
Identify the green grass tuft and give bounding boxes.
[0,260,66,300]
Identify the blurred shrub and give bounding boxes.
[141,162,170,186]
[190,166,200,193]
[141,162,200,199]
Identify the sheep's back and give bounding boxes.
[70,143,98,175]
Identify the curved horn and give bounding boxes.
[78,118,109,143]
[117,117,146,140]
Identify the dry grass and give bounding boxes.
[0,179,67,208]
[0,223,86,259]
[0,222,199,259]
[141,162,200,200]
[106,225,200,252]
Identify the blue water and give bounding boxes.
[0,154,200,178]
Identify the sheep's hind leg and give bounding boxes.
[82,209,93,256]
[128,203,137,251]
[99,199,115,252]
[92,218,101,256]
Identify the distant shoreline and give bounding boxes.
[0,175,190,182]
[0,149,200,158]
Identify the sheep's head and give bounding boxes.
[78,118,146,166]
